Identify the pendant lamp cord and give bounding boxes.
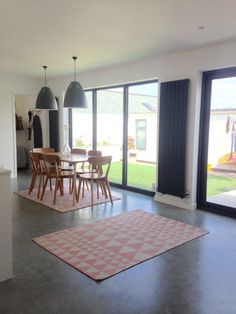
[72,56,77,81]
[43,65,47,87]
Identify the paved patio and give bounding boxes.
[207,189,236,207]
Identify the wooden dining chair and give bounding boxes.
[76,150,103,191]
[40,154,74,204]
[29,152,45,199]
[33,147,55,153]
[82,150,102,173]
[71,148,87,155]
[77,156,113,207]
[87,150,102,157]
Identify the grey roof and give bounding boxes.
[74,90,157,114]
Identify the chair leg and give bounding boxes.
[105,179,113,205]
[99,182,104,195]
[99,180,107,198]
[90,180,94,207]
[28,173,37,194]
[85,181,89,190]
[40,177,49,200]
[82,179,85,198]
[69,178,73,194]
[102,181,108,199]
[60,178,64,196]
[59,179,63,195]
[96,181,99,199]
[77,178,82,201]
[53,178,59,205]
[37,174,43,199]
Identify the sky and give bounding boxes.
[129,82,158,97]
[211,77,236,109]
[109,82,158,97]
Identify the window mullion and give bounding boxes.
[92,90,97,150]
[122,86,128,187]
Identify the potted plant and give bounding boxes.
[128,136,136,158]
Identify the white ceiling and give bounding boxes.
[1,0,236,78]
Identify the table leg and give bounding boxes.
[72,163,77,205]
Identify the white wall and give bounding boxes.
[48,39,236,210]
[0,168,12,282]
[0,75,40,177]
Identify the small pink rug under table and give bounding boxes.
[33,210,208,280]
[15,186,120,212]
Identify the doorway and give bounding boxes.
[15,95,36,172]
[14,94,50,173]
[198,67,236,216]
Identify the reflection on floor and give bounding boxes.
[0,172,236,314]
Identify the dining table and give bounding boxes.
[46,152,88,206]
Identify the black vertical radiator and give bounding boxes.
[157,79,189,198]
[49,97,59,152]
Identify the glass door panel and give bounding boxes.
[97,88,123,184]
[127,82,158,191]
[71,91,93,150]
[207,77,236,208]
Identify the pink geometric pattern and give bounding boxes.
[33,210,208,280]
[15,186,120,212]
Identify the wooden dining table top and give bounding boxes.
[45,152,88,164]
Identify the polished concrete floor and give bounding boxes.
[1,172,236,314]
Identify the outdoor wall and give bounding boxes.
[208,112,234,167]
[128,113,157,163]
[0,75,40,177]
[48,39,236,210]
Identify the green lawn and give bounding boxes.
[109,162,236,196]
[109,161,156,190]
[207,174,236,196]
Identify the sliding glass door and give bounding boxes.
[70,80,158,194]
[198,67,236,215]
[97,88,123,185]
[127,83,157,191]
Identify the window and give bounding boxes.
[136,119,146,150]
[71,91,93,150]
[198,66,236,216]
[97,88,123,184]
[70,80,158,194]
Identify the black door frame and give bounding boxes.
[69,79,158,196]
[197,66,236,217]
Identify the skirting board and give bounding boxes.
[154,192,197,210]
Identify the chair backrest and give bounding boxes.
[87,150,102,157]
[88,156,112,177]
[33,147,55,154]
[29,152,43,174]
[42,154,61,175]
[71,148,87,155]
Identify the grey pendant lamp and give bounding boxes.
[36,65,58,110]
[64,56,87,108]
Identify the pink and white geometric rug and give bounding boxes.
[33,210,208,280]
[15,187,120,212]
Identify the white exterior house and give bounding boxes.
[72,90,157,163]
[208,110,236,167]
